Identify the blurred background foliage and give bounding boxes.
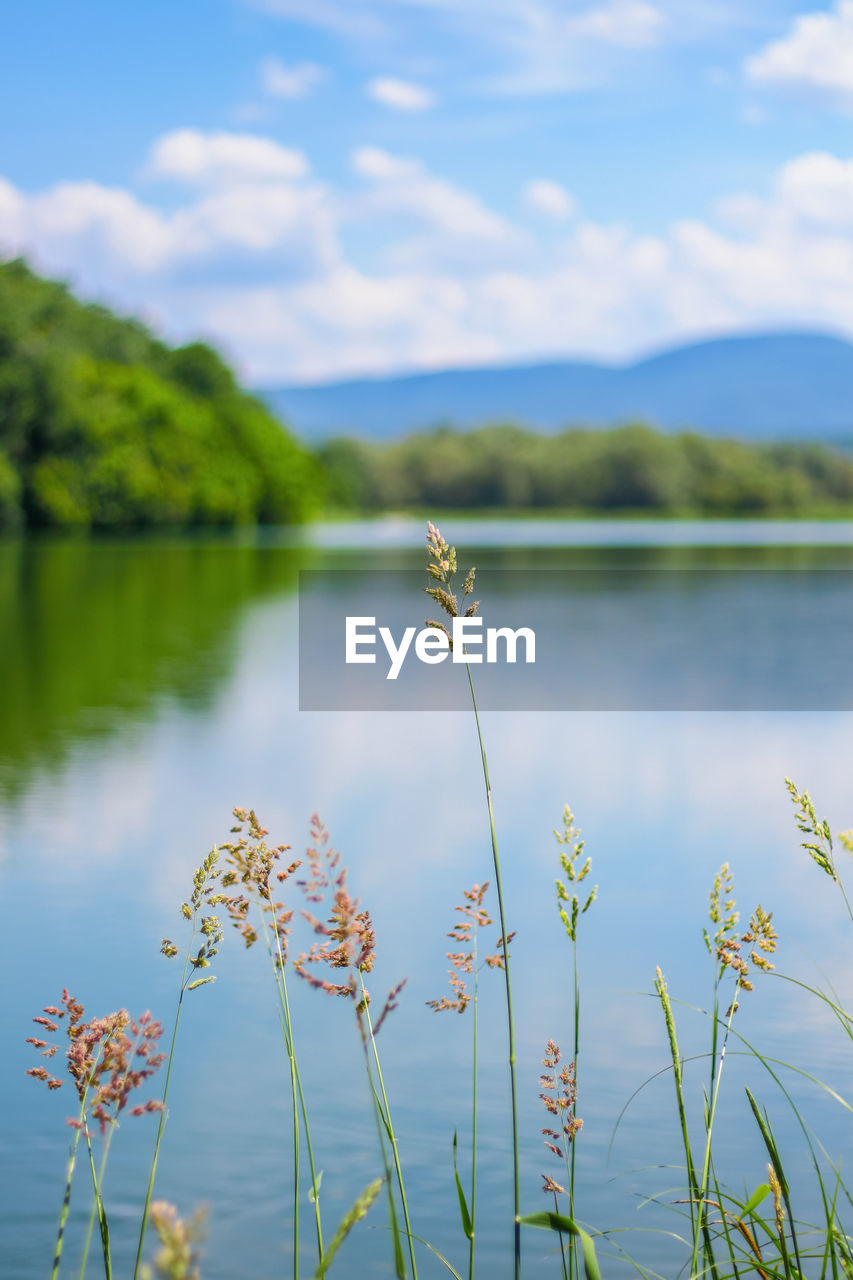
[3,257,853,528]
[0,537,304,797]
[320,423,853,516]
[0,259,321,530]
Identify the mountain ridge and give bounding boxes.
[261,331,853,442]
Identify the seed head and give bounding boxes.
[704,864,778,1003]
[554,806,596,942]
[428,883,495,1013]
[144,1201,206,1280]
[25,993,166,1132]
[424,522,476,630]
[221,807,299,966]
[294,818,405,1040]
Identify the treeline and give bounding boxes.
[5,259,853,528]
[0,259,321,529]
[319,423,853,515]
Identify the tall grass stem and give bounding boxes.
[465,665,521,1280]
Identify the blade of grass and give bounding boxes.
[466,664,521,1280]
[745,1088,804,1279]
[520,1212,602,1280]
[84,1124,111,1280]
[312,1178,383,1280]
[452,1132,474,1241]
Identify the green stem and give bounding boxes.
[290,1049,301,1279]
[835,871,853,928]
[255,885,325,1272]
[295,1063,324,1261]
[469,942,479,1280]
[360,976,418,1279]
[654,969,718,1279]
[465,666,521,1280]
[84,1124,111,1280]
[53,1121,84,1280]
[274,929,326,1269]
[133,948,192,1280]
[554,1190,569,1280]
[568,939,580,1280]
[690,985,739,1280]
[358,1005,406,1278]
[53,1037,111,1280]
[79,1127,114,1279]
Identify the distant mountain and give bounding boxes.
[261,332,853,442]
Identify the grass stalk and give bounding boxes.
[745,1088,804,1279]
[569,939,580,1280]
[360,974,418,1279]
[79,1128,114,1280]
[133,849,222,1280]
[51,1034,113,1280]
[222,812,325,1272]
[553,1188,570,1280]
[358,1000,406,1279]
[83,1123,111,1280]
[254,881,325,1275]
[53,1121,85,1280]
[465,664,521,1280]
[469,951,479,1280]
[690,993,738,1280]
[654,968,720,1279]
[132,964,187,1280]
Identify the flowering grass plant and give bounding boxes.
[23,525,853,1280]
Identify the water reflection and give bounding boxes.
[0,538,304,798]
[2,529,853,1279]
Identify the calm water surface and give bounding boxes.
[1,522,852,1279]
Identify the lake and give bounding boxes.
[2,521,853,1280]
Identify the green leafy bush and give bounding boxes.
[0,259,321,529]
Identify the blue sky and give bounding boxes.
[2,0,853,383]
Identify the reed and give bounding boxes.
[26,995,166,1280]
[428,882,509,1279]
[552,806,597,1280]
[133,849,224,1280]
[424,520,523,1280]
[295,814,414,1279]
[27,775,853,1280]
[220,807,324,1276]
[24,532,853,1280]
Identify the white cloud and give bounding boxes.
[565,0,666,47]
[776,151,853,227]
[745,1,853,102]
[247,0,387,40]
[201,268,500,380]
[244,0,682,97]
[367,77,435,110]
[11,133,853,383]
[229,144,853,377]
[349,145,524,271]
[171,182,337,265]
[260,56,327,98]
[350,146,422,180]
[524,179,576,220]
[0,130,338,314]
[0,181,173,275]
[149,129,309,185]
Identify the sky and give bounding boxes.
[2,0,853,385]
